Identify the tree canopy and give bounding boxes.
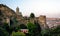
[0,27,9,36]
[30,13,35,18]
[12,31,26,36]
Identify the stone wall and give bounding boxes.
[38,15,48,30]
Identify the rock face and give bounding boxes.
[38,15,49,30]
[0,4,17,26]
[0,4,16,17]
[0,4,48,29]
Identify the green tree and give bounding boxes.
[27,22,36,36]
[49,26,60,36]
[30,13,35,18]
[2,22,14,35]
[41,26,60,36]
[34,21,41,36]
[41,29,50,36]
[19,24,27,29]
[0,27,9,36]
[11,31,26,36]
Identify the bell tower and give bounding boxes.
[16,7,22,17]
[16,7,19,15]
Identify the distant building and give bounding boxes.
[46,18,60,28]
[20,29,29,33]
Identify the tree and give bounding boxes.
[11,31,26,36]
[41,29,50,36]
[19,24,27,29]
[41,25,60,36]
[34,21,41,36]
[49,26,60,36]
[2,22,14,35]
[30,13,35,18]
[27,22,37,36]
[0,27,9,36]
[10,17,18,26]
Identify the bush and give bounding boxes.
[0,27,9,36]
[27,22,41,36]
[11,31,26,36]
[19,24,27,29]
[41,26,60,36]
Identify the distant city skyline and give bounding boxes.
[0,0,60,18]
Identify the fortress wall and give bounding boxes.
[38,15,48,30]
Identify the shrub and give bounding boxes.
[11,31,26,36]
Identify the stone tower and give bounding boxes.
[38,15,48,30]
[16,7,19,15]
[16,7,22,16]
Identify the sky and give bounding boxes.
[0,0,60,18]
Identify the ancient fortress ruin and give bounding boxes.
[0,4,48,29]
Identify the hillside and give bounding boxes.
[0,4,21,27]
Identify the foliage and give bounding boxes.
[41,29,50,36]
[41,25,60,36]
[27,22,36,29]
[27,22,41,36]
[49,26,60,36]
[12,26,19,32]
[11,31,26,36]
[12,17,18,24]
[2,23,9,32]
[10,17,18,26]
[0,27,9,36]
[2,22,14,35]
[30,13,35,18]
[19,24,27,29]
[34,21,41,36]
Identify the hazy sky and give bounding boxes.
[0,0,60,18]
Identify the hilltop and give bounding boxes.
[0,4,49,29]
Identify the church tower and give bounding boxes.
[16,7,19,15]
[16,7,22,16]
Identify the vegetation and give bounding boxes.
[30,13,35,18]
[41,26,60,36]
[19,24,27,29]
[0,20,60,36]
[0,27,9,36]
[0,10,60,36]
[12,31,26,36]
[27,22,36,36]
[34,21,41,36]
[0,19,60,36]
[27,22,41,36]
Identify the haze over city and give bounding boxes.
[0,0,60,18]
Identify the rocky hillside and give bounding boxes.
[0,4,25,27]
[0,4,19,26]
[0,4,17,18]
